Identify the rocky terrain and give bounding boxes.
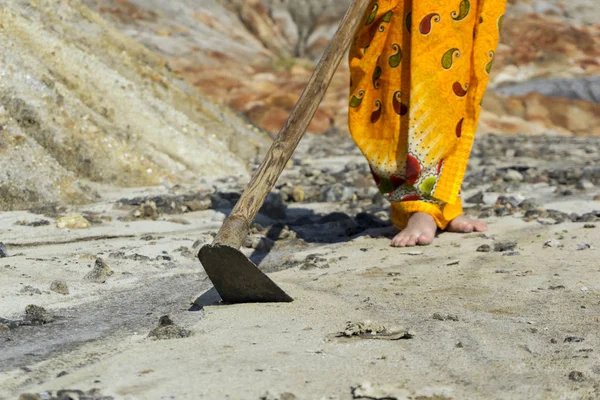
[0,0,270,211]
[80,0,600,138]
[0,0,599,399]
[1,132,600,399]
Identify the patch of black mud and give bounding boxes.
[0,274,210,372]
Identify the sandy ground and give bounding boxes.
[1,135,600,400]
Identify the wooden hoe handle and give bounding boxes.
[214,0,370,249]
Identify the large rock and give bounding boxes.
[0,0,270,210]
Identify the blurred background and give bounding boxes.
[0,0,598,210]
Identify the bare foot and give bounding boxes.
[391,213,488,247]
[446,215,488,233]
[391,212,437,247]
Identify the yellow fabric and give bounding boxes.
[391,200,463,230]
[348,0,506,229]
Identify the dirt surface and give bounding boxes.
[1,133,599,400]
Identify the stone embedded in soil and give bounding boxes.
[50,280,70,295]
[494,241,517,252]
[83,258,114,283]
[336,321,414,341]
[147,315,192,340]
[543,239,562,248]
[20,285,42,295]
[133,200,160,220]
[568,371,585,382]
[299,254,330,270]
[0,242,8,258]
[564,336,585,343]
[433,313,459,321]
[24,304,55,325]
[576,243,592,251]
[261,392,298,400]
[0,323,9,334]
[292,186,305,202]
[476,244,492,252]
[56,215,92,229]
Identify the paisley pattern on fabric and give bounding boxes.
[348,0,507,229]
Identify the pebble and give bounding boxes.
[83,258,114,283]
[543,239,562,248]
[292,186,305,202]
[504,169,524,182]
[20,286,42,295]
[476,244,491,252]
[576,179,594,190]
[56,215,91,229]
[494,241,517,252]
[133,200,159,220]
[147,315,192,340]
[576,243,592,251]
[568,371,585,382]
[24,304,54,325]
[0,242,9,258]
[564,336,585,343]
[433,313,459,322]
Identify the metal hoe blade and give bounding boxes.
[198,244,293,304]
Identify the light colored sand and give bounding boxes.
[1,207,599,399]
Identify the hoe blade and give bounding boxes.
[198,244,293,304]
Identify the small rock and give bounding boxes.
[337,321,413,340]
[50,280,69,295]
[292,186,305,202]
[576,179,595,190]
[483,193,500,205]
[56,371,69,377]
[564,336,585,343]
[20,286,42,295]
[537,218,558,226]
[184,198,211,212]
[476,244,491,252]
[148,315,192,340]
[502,251,521,256]
[433,313,459,321]
[0,242,8,258]
[133,200,159,220]
[0,323,9,334]
[576,243,592,251]
[494,241,517,252]
[466,191,484,204]
[584,224,596,229]
[24,304,54,325]
[504,169,524,182]
[56,215,91,229]
[83,258,114,283]
[543,239,562,248]
[568,371,585,382]
[519,199,538,210]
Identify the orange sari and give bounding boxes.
[348,0,506,229]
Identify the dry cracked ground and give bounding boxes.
[1,134,600,400]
